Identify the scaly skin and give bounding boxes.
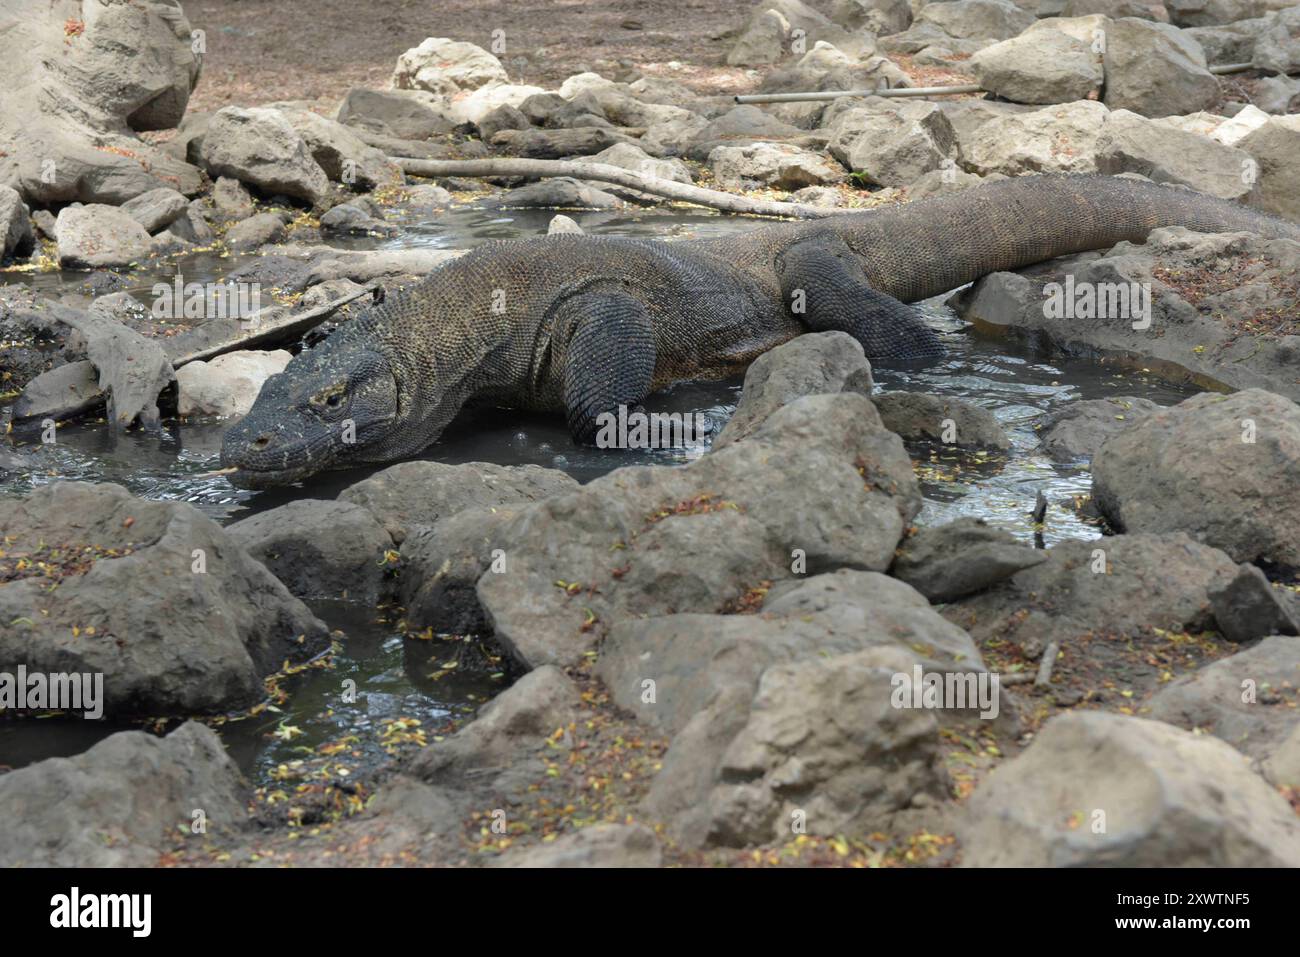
[221,174,1300,487]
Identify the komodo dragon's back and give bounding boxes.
[220,174,1300,487]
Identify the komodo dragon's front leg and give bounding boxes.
[557,290,657,443]
[774,231,943,360]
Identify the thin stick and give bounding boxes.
[1035,641,1060,689]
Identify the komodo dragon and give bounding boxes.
[220,174,1300,487]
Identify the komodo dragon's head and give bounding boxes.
[219,335,406,488]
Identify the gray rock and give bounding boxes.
[11,360,102,425]
[1102,18,1219,119]
[477,393,921,669]
[1239,115,1300,221]
[958,99,1108,176]
[546,214,584,235]
[1166,0,1291,28]
[1094,109,1254,201]
[1254,5,1300,73]
[874,391,1012,450]
[709,142,841,191]
[335,87,456,139]
[164,199,217,245]
[0,723,246,867]
[1148,635,1300,759]
[477,104,533,141]
[55,204,152,269]
[891,518,1046,602]
[339,460,578,544]
[1209,564,1300,643]
[915,0,1034,40]
[494,126,634,160]
[392,37,510,97]
[713,331,874,449]
[210,176,257,222]
[961,710,1300,866]
[492,823,662,867]
[495,177,624,209]
[1186,17,1273,65]
[198,107,331,207]
[1250,74,1300,113]
[120,187,189,234]
[1036,396,1161,461]
[276,106,404,191]
[1263,722,1300,786]
[946,534,1238,684]
[685,106,805,162]
[0,482,330,718]
[225,212,289,251]
[319,203,397,236]
[827,103,957,187]
[1093,389,1300,568]
[0,185,35,258]
[175,349,291,418]
[971,23,1104,104]
[226,499,394,602]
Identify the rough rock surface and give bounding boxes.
[891,518,1046,602]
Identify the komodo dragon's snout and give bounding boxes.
[220,340,400,488]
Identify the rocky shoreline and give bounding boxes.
[2,0,1300,868]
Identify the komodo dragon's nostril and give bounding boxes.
[252,434,272,450]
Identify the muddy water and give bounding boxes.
[0,202,1200,777]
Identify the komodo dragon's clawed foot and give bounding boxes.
[775,232,943,361]
[560,291,657,444]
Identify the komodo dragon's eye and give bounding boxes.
[310,383,348,410]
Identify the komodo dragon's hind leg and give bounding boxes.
[558,291,657,444]
[775,232,943,360]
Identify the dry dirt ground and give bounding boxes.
[185,0,782,114]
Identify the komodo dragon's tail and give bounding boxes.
[817,174,1300,303]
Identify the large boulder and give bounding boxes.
[0,482,330,718]
[827,102,957,186]
[1102,18,1220,119]
[970,21,1105,104]
[708,142,841,191]
[339,461,578,545]
[226,499,394,602]
[0,722,246,867]
[960,711,1300,866]
[1147,636,1300,759]
[914,0,1035,40]
[198,107,331,206]
[713,331,874,449]
[0,185,35,260]
[958,100,1109,176]
[274,107,403,191]
[1092,389,1300,568]
[1095,110,1254,200]
[1254,6,1300,74]
[1166,0,1293,28]
[335,87,456,139]
[392,37,509,97]
[175,349,291,418]
[874,391,1012,450]
[0,0,204,204]
[727,0,877,65]
[890,518,1046,602]
[476,393,922,669]
[54,204,153,269]
[1239,115,1300,221]
[1035,395,1161,460]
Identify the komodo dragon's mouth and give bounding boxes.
[225,463,321,489]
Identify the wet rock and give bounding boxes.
[714,331,873,450]
[0,482,329,717]
[891,518,1046,602]
[874,391,1011,450]
[11,359,102,425]
[945,533,1238,676]
[1094,109,1254,200]
[1208,563,1300,643]
[1102,18,1219,118]
[959,711,1300,866]
[0,185,35,260]
[1147,636,1300,758]
[492,823,662,867]
[57,309,174,429]
[335,87,456,139]
[198,107,331,207]
[175,349,291,418]
[55,204,152,269]
[478,393,921,669]
[0,722,246,867]
[319,203,397,236]
[1093,389,1300,568]
[1036,396,1161,461]
[708,142,841,191]
[339,460,578,544]
[546,214,584,235]
[225,212,290,251]
[950,228,1300,402]
[970,21,1105,104]
[495,177,624,209]
[1239,115,1300,221]
[958,100,1109,175]
[120,187,189,234]
[226,499,394,602]
[164,199,217,245]
[406,665,582,788]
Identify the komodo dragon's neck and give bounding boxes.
[700,174,1300,303]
